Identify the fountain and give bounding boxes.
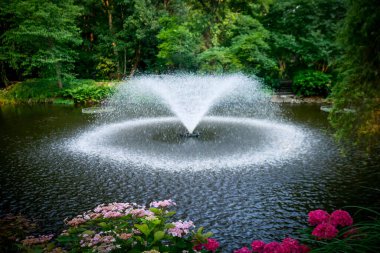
[70,73,306,170]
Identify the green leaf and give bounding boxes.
[153,231,165,243]
[134,223,151,237]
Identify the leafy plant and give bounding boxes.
[20,200,218,253]
[292,70,332,96]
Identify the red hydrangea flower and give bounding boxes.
[330,210,353,227]
[193,243,203,251]
[312,222,339,240]
[299,244,311,253]
[281,238,299,253]
[263,242,285,253]
[251,240,266,253]
[204,238,220,252]
[234,246,252,253]
[308,210,330,226]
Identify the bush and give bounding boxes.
[292,70,332,96]
[19,200,219,253]
[60,85,115,104]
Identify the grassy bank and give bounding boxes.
[0,79,118,105]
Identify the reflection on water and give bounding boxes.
[0,104,379,251]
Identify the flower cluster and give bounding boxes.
[308,209,353,240]
[80,232,118,253]
[167,220,194,237]
[194,238,220,252]
[21,234,54,246]
[150,199,176,208]
[65,202,156,227]
[234,238,310,253]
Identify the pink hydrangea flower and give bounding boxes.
[167,220,194,237]
[263,242,285,253]
[203,238,220,252]
[118,233,132,240]
[308,210,330,226]
[103,211,123,218]
[21,234,54,246]
[330,210,353,227]
[312,222,339,240]
[234,246,252,253]
[66,217,86,226]
[150,199,176,208]
[251,240,266,253]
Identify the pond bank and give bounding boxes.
[271,94,331,104]
[0,79,118,105]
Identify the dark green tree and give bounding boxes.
[2,0,82,88]
[329,0,380,148]
[263,0,346,79]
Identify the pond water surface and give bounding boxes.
[0,104,379,251]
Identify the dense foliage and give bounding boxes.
[329,0,380,148]
[0,0,345,87]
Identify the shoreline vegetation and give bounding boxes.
[0,79,118,106]
[0,78,331,106]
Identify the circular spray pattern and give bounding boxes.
[68,116,307,171]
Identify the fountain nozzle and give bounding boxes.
[179,131,201,138]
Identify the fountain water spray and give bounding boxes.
[69,73,307,170]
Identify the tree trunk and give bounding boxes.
[123,48,127,77]
[0,62,9,87]
[56,63,63,89]
[102,0,121,79]
[129,44,141,78]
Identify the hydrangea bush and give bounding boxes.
[20,200,218,253]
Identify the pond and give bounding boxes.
[0,104,379,251]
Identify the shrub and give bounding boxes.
[60,85,115,104]
[292,70,332,96]
[19,200,219,253]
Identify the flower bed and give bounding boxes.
[1,201,379,252]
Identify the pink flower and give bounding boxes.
[263,242,285,253]
[330,210,353,227]
[234,246,252,253]
[21,234,54,246]
[203,238,220,252]
[251,240,266,253]
[167,220,194,237]
[312,222,339,240]
[102,211,123,218]
[150,199,176,208]
[308,210,330,226]
[281,238,299,253]
[66,217,86,226]
[118,233,132,240]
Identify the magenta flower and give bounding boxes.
[251,240,266,253]
[330,210,353,227]
[263,242,285,253]
[234,246,252,253]
[281,238,299,253]
[203,238,220,252]
[308,210,330,226]
[299,244,311,253]
[312,222,339,240]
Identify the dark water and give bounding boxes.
[0,104,379,251]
